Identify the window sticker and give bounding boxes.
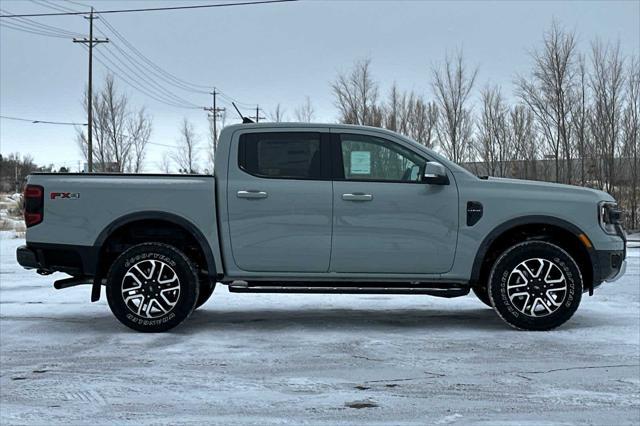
[350,151,371,174]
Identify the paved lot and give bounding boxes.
[1,233,638,425]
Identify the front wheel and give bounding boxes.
[488,241,583,331]
[106,242,199,332]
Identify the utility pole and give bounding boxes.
[250,104,265,123]
[73,7,108,173]
[203,88,226,155]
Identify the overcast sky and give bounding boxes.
[1,0,638,171]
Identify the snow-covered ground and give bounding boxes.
[0,194,25,236]
[1,232,638,426]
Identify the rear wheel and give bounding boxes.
[488,241,582,331]
[106,242,199,332]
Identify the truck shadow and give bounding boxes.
[14,304,599,334]
[185,306,511,332]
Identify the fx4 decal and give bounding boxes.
[50,192,80,200]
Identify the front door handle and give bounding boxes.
[237,190,268,199]
[342,193,373,202]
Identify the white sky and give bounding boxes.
[1,0,639,172]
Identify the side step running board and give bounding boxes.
[228,282,469,298]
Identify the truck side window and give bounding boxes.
[239,132,322,179]
[339,134,426,182]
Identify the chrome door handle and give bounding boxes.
[342,193,373,201]
[237,190,268,199]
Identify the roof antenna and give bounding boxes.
[232,102,254,124]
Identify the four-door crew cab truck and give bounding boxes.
[17,123,626,332]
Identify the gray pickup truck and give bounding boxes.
[17,123,626,332]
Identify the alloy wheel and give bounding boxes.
[121,259,181,319]
[506,258,568,317]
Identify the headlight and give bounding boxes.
[598,201,622,235]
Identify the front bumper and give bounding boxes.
[591,224,627,289]
[607,259,627,282]
[594,249,626,282]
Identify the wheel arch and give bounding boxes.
[91,211,217,301]
[470,215,597,294]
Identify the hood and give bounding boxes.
[485,177,615,203]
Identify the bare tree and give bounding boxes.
[589,40,626,195]
[384,83,403,132]
[158,152,172,174]
[77,87,111,171]
[332,58,381,125]
[572,54,590,186]
[127,108,152,173]
[173,118,199,174]
[382,85,438,148]
[516,22,577,183]
[475,85,513,177]
[269,103,287,122]
[294,96,315,122]
[102,76,130,171]
[431,50,478,163]
[622,56,639,229]
[76,74,151,173]
[409,99,439,148]
[511,105,539,180]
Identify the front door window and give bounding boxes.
[339,134,426,182]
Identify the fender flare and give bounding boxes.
[469,215,596,284]
[91,211,217,302]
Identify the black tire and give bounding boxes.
[488,241,583,331]
[194,280,216,309]
[106,242,199,332]
[472,284,493,308]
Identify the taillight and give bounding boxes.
[24,184,44,227]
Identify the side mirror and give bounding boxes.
[423,161,450,185]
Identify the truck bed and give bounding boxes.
[24,173,221,277]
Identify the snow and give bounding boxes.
[1,233,639,425]
[0,195,25,235]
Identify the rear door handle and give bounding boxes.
[342,193,373,202]
[237,190,268,199]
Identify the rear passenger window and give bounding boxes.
[239,132,322,179]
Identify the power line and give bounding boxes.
[0,115,87,125]
[58,1,258,108]
[5,0,259,118]
[30,0,77,14]
[0,7,82,36]
[149,141,180,149]
[35,0,211,106]
[95,16,210,95]
[0,13,79,38]
[91,14,257,109]
[86,45,201,109]
[217,90,256,108]
[0,0,296,18]
[98,43,202,108]
[63,0,90,9]
[93,22,208,105]
[0,21,69,38]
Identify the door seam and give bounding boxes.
[327,180,335,273]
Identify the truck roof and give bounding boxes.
[221,122,403,135]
